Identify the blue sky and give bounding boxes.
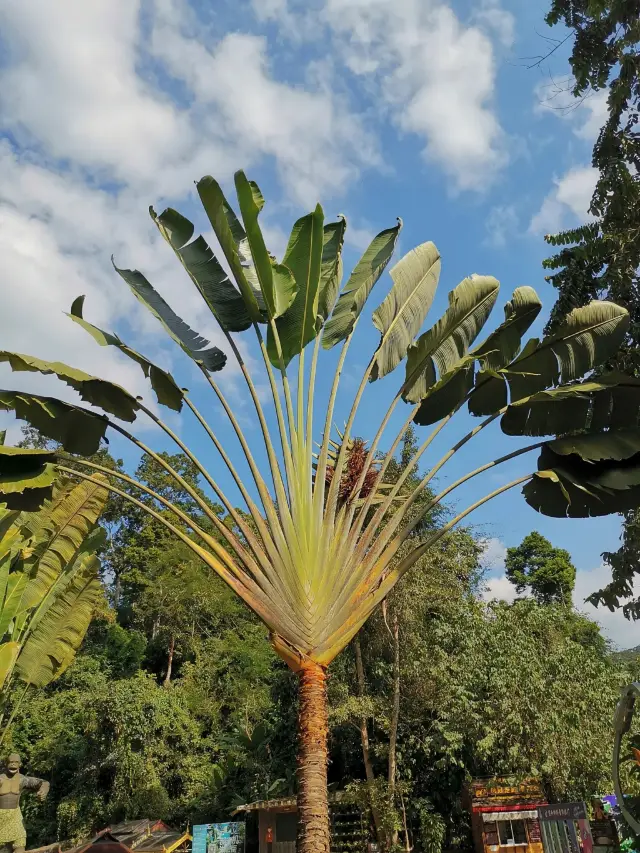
[0,0,633,646]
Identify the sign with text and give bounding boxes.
[539,803,587,822]
[470,778,546,805]
[193,823,246,853]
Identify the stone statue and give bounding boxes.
[0,754,49,853]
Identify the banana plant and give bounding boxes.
[0,474,106,736]
[0,172,639,853]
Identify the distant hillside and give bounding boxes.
[614,644,640,663]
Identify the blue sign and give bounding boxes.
[193,823,246,853]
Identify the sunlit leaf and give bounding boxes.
[370,242,441,381]
[113,262,227,371]
[322,221,402,349]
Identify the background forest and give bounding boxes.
[8,426,638,851]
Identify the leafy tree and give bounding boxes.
[1,174,639,853]
[505,531,576,604]
[542,0,640,616]
[332,591,633,852]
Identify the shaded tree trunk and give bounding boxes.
[297,662,330,853]
[163,634,175,688]
[354,637,385,848]
[388,614,401,848]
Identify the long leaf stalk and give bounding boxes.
[313,474,533,661]
[312,330,356,523]
[103,419,291,588]
[328,428,541,627]
[367,441,546,579]
[54,454,269,585]
[182,395,297,598]
[197,368,304,600]
[58,467,308,642]
[374,474,534,599]
[352,409,503,574]
[136,401,249,534]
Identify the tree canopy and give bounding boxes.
[543,0,640,617]
[505,531,576,604]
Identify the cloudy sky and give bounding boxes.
[0,0,635,647]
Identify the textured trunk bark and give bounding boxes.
[388,615,401,848]
[297,662,330,853]
[354,638,385,848]
[163,634,175,688]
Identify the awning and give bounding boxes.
[483,811,539,822]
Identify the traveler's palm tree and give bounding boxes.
[2,173,640,853]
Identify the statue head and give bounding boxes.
[6,754,21,776]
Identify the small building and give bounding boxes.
[233,794,368,853]
[466,778,548,853]
[27,819,191,853]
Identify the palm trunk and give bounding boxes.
[297,662,330,853]
[354,637,385,847]
[163,634,175,688]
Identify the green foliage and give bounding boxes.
[505,531,577,604]
[5,429,633,852]
[543,0,640,616]
[0,478,106,712]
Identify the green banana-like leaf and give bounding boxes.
[18,477,108,611]
[501,373,640,437]
[196,176,264,322]
[413,356,476,426]
[0,551,9,607]
[150,207,253,334]
[0,391,107,457]
[234,172,297,320]
[472,286,543,371]
[370,242,441,381]
[68,296,184,412]
[113,262,226,372]
[0,352,140,422]
[0,447,58,510]
[524,431,640,517]
[15,554,102,688]
[470,301,630,416]
[0,642,19,690]
[322,221,402,349]
[0,573,28,637]
[317,218,347,327]
[403,275,500,404]
[267,205,324,366]
[409,288,542,425]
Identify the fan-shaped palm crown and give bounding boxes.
[0,172,637,674]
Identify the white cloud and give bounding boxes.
[0,0,389,443]
[0,0,215,195]
[574,563,640,650]
[480,537,508,570]
[482,574,518,604]
[485,204,519,248]
[472,0,515,49]
[150,1,379,206]
[321,0,509,191]
[574,89,609,143]
[529,165,598,235]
